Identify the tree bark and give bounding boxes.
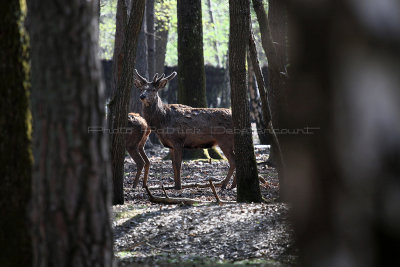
[249,28,284,176]
[146,0,155,78]
[252,0,287,195]
[229,0,262,203]
[155,4,169,76]
[155,0,170,102]
[111,0,128,100]
[247,51,269,144]
[108,0,146,205]
[177,0,209,160]
[29,0,113,266]
[0,1,32,266]
[220,52,231,108]
[285,0,400,266]
[131,7,148,114]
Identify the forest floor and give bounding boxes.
[113,135,298,266]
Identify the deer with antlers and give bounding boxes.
[134,69,236,190]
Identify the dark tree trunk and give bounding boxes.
[145,0,160,146]
[177,0,209,160]
[177,0,207,108]
[249,28,285,187]
[155,4,169,76]
[146,0,155,78]
[109,0,127,205]
[252,0,287,196]
[111,0,128,98]
[29,0,113,265]
[220,52,231,108]
[229,0,262,203]
[0,2,32,266]
[247,52,269,145]
[131,6,148,114]
[108,0,146,205]
[285,0,400,266]
[156,0,171,102]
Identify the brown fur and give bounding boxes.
[125,113,151,188]
[135,70,236,189]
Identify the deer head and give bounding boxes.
[134,69,177,106]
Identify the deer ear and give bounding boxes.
[134,78,143,88]
[156,72,177,89]
[156,79,168,89]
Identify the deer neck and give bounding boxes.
[142,95,167,129]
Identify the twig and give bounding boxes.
[148,181,224,190]
[144,185,210,205]
[209,180,221,204]
[161,184,169,198]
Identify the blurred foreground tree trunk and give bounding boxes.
[229,0,262,203]
[284,0,400,266]
[109,0,146,205]
[30,0,113,265]
[0,1,32,266]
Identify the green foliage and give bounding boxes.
[100,0,117,59]
[99,0,268,66]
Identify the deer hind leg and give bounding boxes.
[127,145,145,188]
[219,145,236,190]
[170,146,183,190]
[138,145,150,187]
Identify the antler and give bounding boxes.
[134,69,148,83]
[152,73,159,83]
[155,73,165,84]
[165,72,177,81]
[155,72,176,84]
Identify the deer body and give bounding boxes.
[125,113,151,188]
[135,70,236,189]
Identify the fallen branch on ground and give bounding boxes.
[145,185,211,205]
[148,181,223,190]
[208,180,236,205]
[144,184,236,205]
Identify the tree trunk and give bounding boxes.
[29,0,113,265]
[109,0,146,205]
[155,0,171,102]
[177,0,209,160]
[229,0,262,203]
[247,52,269,144]
[252,0,287,195]
[109,0,127,205]
[220,52,231,108]
[146,0,155,78]
[206,0,221,67]
[285,0,400,266]
[155,8,169,76]
[131,7,148,114]
[111,0,128,100]
[0,2,32,266]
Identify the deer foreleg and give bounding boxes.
[127,146,145,188]
[139,146,150,187]
[219,146,236,190]
[170,147,183,190]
